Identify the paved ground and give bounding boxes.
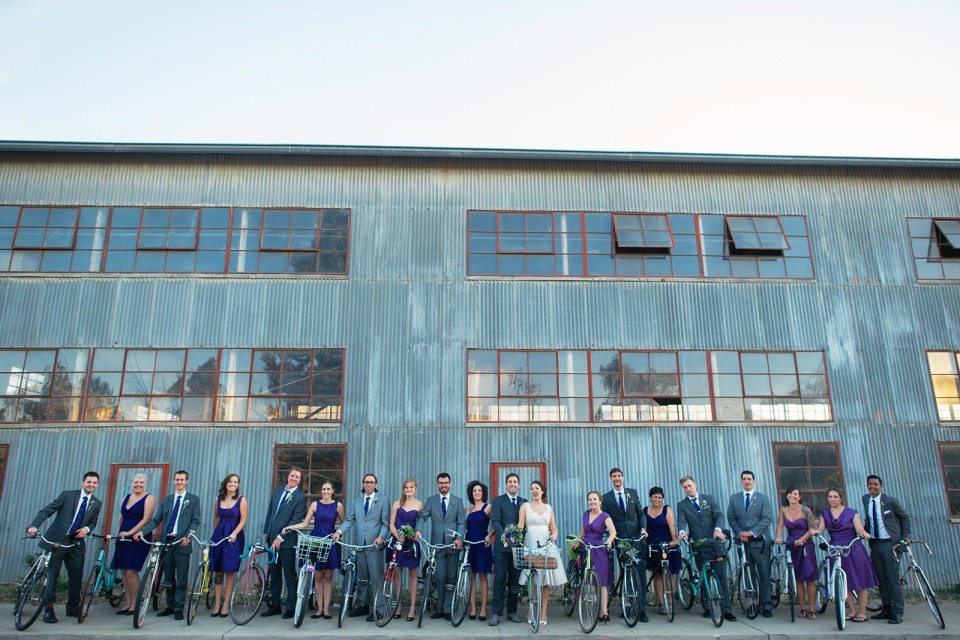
[2,602,957,639]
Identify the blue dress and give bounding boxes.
[210,498,245,573]
[393,507,421,569]
[583,511,612,586]
[643,505,681,574]
[310,501,341,570]
[466,505,492,574]
[111,493,151,571]
[822,507,878,591]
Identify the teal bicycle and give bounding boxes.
[676,537,729,627]
[78,533,126,622]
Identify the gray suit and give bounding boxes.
[143,492,201,612]
[30,489,102,612]
[727,490,774,613]
[338,492,390,608]
[676,493,732,614]
[862,492,911,616]
[490,493,525,616]
[262,485,307,613]
[416,493,467,614]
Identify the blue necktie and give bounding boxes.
[692,497,701,512]
[441,497,448,517]
[166,496,181,536]
[276,490,289,515]
[364,496,370,514]
[745,493,751,512]
[618,492,626,513]
[69,496,88,536]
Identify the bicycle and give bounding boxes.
[416,538,458,627]
[895,539,944,629]
[567,538,610,633]
[813,535,861,630]
[513,540,557,633]
[185,534,229,625]
[770,541,797,621]
[448,531,487,627]
[132,538,182,629]
[14,535,78,631]
[676,537,728,627]
[608,535,646,627]
[373,537,405,627]
[291,530,334,627]
[731,539,760,619]
[335,541,375,628]
[229,541,276,624]
[645,541,678,622]
[78,533,126,622]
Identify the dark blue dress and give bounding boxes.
[466,505,492,574]
[643,505,681,574]
[310,501,341,570]
[393,507,421,569]
[111,493,151,571]
[210,498,245,573]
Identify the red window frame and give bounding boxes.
[489,462,548,500]
[11,206,80,250]
[926,350,960,421]
[724,215,791,254]
[135,208,200,251]
[0,444,8,502]
[771,441,845,516]
[937,442,960,519]
[612,213,675,249]
[273,443,348,502]
[908,217,960,281]
[102,463,169,534]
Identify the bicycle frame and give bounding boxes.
[609,535,646,627]
[186,534,228,625]
[230,542,276,625]
[335,541,375,628]
[679,538,727,628]
[646,541,678,622]
[15,535,78,631]
[895,539,944,629]
[79,533,126,622]
[814,534,858,630]
[132,538,181,629]
[731,540,759,619]
[449,531,483,628]
[512,540,557,634]
[416,539,457,627]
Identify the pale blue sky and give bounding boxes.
[1,0,957,158]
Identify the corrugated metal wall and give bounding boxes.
[0,151,958,586]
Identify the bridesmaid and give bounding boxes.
[814,488,878,623]
[576,491,616,622]
[209,474,248,617]
[285,481,344,619]
[774,487,818,619]
[389,479,422,621]
[517,480,566,626]
[643,486,680,615]
[464,480,494,620]
[111,473,156,614]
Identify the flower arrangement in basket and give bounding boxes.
[503,524,524,547]
[617,539,640,561]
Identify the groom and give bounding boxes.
[489,473,525,625]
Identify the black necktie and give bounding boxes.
[166,495,181,536]
[618,492,626,513]
[872,499,880,538]
[511,497,516,507]
[69,496,88,536]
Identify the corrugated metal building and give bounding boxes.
[0,142,958,586]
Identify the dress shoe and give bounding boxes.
[157,608,175,617]
[508,612,522,623]
[430,611,444,619]
[638,611,649,622]
[445,614,452,621]
[761,610,772,618]
[261,607,281,617]
[174,611,184,620]
[349,605,369,617]
[703,609,712,618]
[282,610,294,619]
[871,608,892,620]
[488,613,500,626]
[888,614,902,624]
[365,614,374,622]
[723,612,738,622]
[117,608,131,615]
[65,610,78,618]
[43,608,58,624]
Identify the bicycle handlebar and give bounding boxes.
[814,534,862,556]
[239,542,277,564]
[23,534,78,549]
[188,532,231,547]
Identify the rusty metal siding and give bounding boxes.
[0,150,958,584]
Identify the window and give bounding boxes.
[468,210,812,279]
[0,349,88,422]
[490,462,547,496]
[0,205,350,275]
[773,442,844,516]
[908,218,960,281]
[273,444,346,501]
[937,442,960,518]
[927,351,960,420]
[467,348,831,423]
[0,444,8,502]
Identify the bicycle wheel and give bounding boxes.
[706,572,723,627]
[677,561,695,610]
[786,565,797,622]
[451,565,472,627]
[338,563,355,628]
[230,562,265,625]
[769,557,782,608]
[737,563,760,619]
[528,570,541,633]
[205,571,214,610]
[151,555,167,612]
[663,570,676,622]
[833,569,846,630]
[134,560,158,629]
[865,586,883,612]
[108,568,125,608]
[78,563,101,623]
[578,568,600,633]
[186,564,206,625]
[294,566,311,628]
[417,570,433,628]
[562,558,580,616]
[622,565,642,627]
[915,568,945,629]
[815,562,829,614]
[14,569,47,631]
[373,568,400,627]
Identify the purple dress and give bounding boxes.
[583,510,612,586]
[643,506,681,574]
[111,493,151,570]
[821,507,878,591]
[211,498,245,572]
[466,505,493,574]
[310,501,341,570]
[783,513,817,582]
[392,507,421,569]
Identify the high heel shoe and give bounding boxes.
[599,614,610,624]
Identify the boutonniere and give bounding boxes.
[182,499,191,508]
[699,500,708,510]
[880,502,887,511]
[625,493,634,504]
